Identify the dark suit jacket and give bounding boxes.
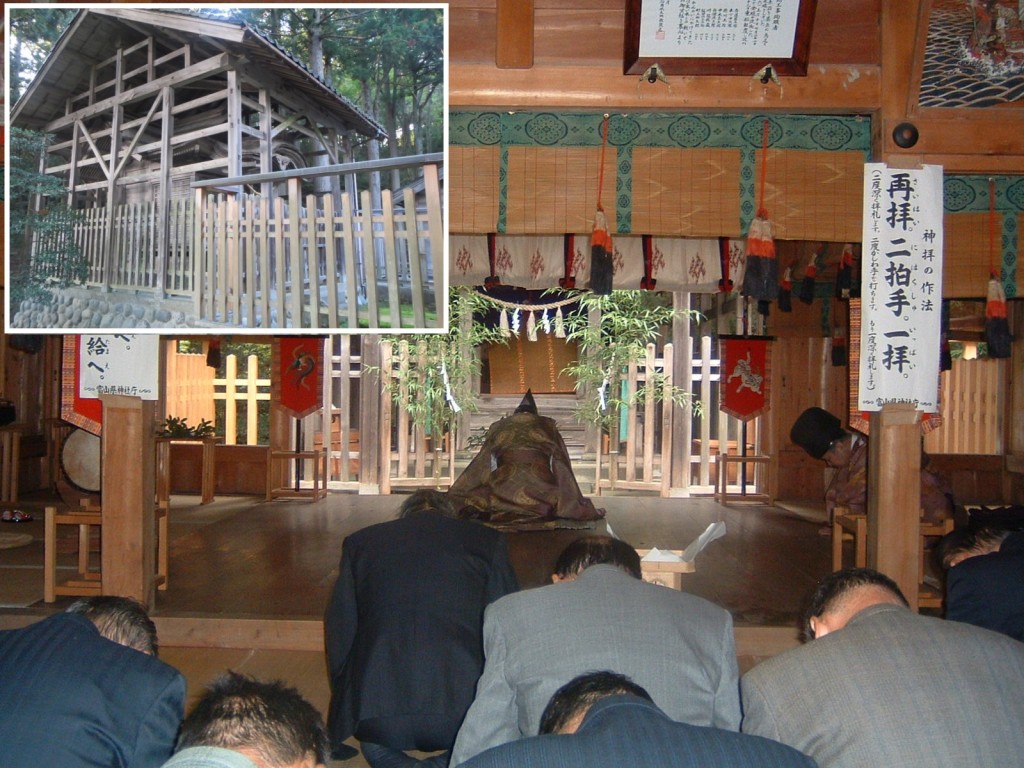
[0,612,185,768]
[945,530,1024,641]
[456,695,816,768]
[324,513,519,752]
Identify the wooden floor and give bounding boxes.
[1,488,832,766]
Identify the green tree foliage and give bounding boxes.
[560,291,702,430]
[377,288,506,444]
[7,127,86,308]
[7,8,75,103]
[238,7,443,185]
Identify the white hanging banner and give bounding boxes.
[79,334,160,400]
[858,163,944,413]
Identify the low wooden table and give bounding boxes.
[156,436,218,505]
[636,548,695,590]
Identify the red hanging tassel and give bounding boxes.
[718,237,733,293]
[835,243,854,299]
[984,180,1012,358]
[799,243,824,304]
[778,267,793,312]
[985,273,1013,358]
[484,232,502,289]
[742,120,778,305]
[831,327,847,366]
[559,234,576,290]
[589,115,614,295]
[640,235,658,290]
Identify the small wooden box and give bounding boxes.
[636,549,695,590]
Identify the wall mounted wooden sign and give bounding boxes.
[624,0,817,77]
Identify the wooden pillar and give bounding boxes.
[155,86,174,298]
[99,395,157,608]
[103,49,124,290]
[670,291,693,495]
[359,337,382,494]
[268,340,291,492]
[866,403,922,610]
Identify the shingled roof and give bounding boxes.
[12,8,386,140]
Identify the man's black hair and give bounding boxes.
[552,535,642,580]
[539,671,652,734]
[175,672,328,766]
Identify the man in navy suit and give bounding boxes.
[324,489,519,766]
[937,526,1024,641]
[456,671,816,768]
[0,595,186,768]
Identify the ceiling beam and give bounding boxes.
[496,0,534,69]
[450,62,881,112]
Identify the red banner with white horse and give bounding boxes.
[720,336,771,421]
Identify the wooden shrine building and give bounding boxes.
[10,8,445,330]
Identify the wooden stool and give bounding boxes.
[0,424,23,504]
[715,453,773,505]
[832,511,867,570]
[830,508,955,608]
[266,448,329,501]
[918,518,954,608]
[44,504,169,602]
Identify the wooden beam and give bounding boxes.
[45,52,233,133]
[496,0,534,69]
[450,62,881,111]
[90,7,248,43]
[100,395,157,608]
[156,86,174,298]
[867,404,922,611]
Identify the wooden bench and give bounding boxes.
[44,503,169,602]
[266,448,329,501]
[715,452,773,505]
[831,508,953,608]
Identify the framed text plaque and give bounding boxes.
[624,0,817,76]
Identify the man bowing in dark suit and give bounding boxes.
[324,489,519,767]
[457,671,816,768]
[0,595,186,768]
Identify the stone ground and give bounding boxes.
[9,286,231,331]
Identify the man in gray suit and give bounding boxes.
[449,535,740,766]
[741,567,1024,767]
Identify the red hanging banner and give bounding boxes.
[61,336,103,435]
[275,337,324,419]
[719,336,771,421]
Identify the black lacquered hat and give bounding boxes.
[790,407,846,459]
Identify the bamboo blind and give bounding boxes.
[450,146,501,233]
[943,212,992,299]
[630,148,742,237]
[504,146,617,234]
[757,149,864,242]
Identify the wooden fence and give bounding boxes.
[213,354,270,447]
[192,154,443,330]
[315,336,363,490]
[925,356,1004,454]
[378,339,456,493]
[72,199,193,295]
[164,345,215,427]
[599,343,675,496]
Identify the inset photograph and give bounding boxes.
[6,4,446,333]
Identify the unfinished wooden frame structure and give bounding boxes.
[12,9,443,329]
